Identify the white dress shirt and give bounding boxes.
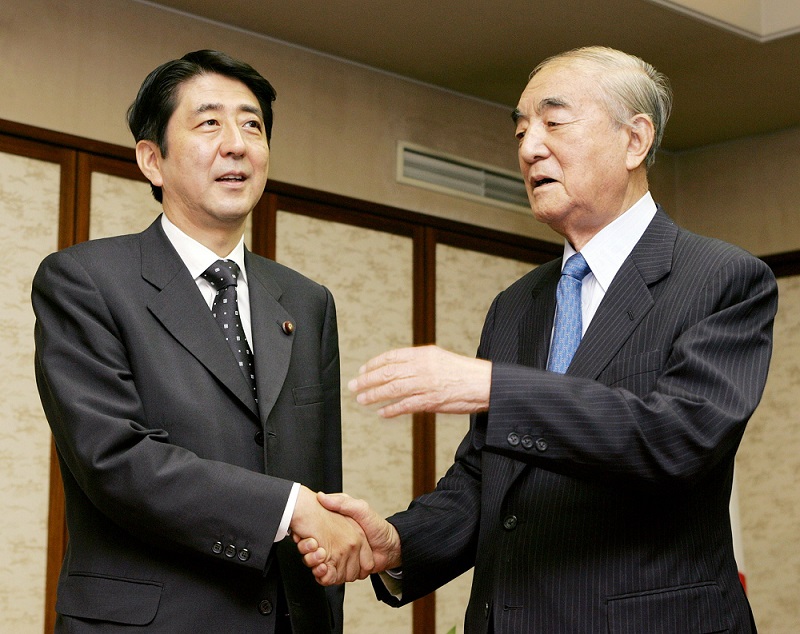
[160,214,298,543]
[558,191,658,334]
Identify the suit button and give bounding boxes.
[282,320,294,335]
[521,435,534,450]
[238,548,251,562]
[224,544,237,558]
[258,599,273,615]
[254,430,265,446]
[535,438,548,452]
[503,515,518,531]
[212,541,223,554]
[507,432,520,447]
[484,601,490,619]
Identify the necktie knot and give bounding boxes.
[202,260,240,291]
[561,252,590,282]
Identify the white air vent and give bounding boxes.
[397,143,530,214]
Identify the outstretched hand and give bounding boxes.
[347,345,492,418]
[289,486,374,585]
[295,492,402,586]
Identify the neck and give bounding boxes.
[162,210,246,257]
[562,173,648,251]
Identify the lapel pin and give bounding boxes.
[282,320,294,335]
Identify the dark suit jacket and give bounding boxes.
[33,216,343,633]
[375,209,777,633]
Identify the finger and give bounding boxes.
[320,493,368,524]
[353,375,423,407]
[302,546,327,568]
[295,537,319,555]
[349,347,423,393]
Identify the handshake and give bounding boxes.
[289,487,402,586]
[287,345,491,586]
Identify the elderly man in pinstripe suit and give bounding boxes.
[298,46,776,633]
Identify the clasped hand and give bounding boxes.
[292,490,401,586]
[294,345,486,585]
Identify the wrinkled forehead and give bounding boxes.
[517,60,602,113]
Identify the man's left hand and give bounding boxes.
[347,345,492,418]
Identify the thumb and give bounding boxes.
[317,491,357,515]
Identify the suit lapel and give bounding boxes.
[140,219,259,417]
[245,250,294,425]
[568,208,677,379]
[518,259,561,370]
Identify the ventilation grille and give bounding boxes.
[397,143,529,213]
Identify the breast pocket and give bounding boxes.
[292,383,324,406]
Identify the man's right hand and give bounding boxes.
[289,486,375,585]
[295,492,402,585]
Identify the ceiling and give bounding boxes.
[148,0,800,152]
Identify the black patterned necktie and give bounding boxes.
[201,260,257,402]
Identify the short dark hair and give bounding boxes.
[127,50,277,202]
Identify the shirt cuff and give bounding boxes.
[378,568,403,600]
[275,482,300,542]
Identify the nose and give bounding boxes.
[518,124,549,164]
[220,124,246,157]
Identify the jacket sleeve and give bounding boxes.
[485,249,778,490]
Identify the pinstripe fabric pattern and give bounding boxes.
[377,210,776,633]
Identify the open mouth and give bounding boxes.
[217,175,246,183]
[533,178,556,189]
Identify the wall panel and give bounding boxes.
[276,211,415,633]
[736,274,800,631]
[0,148,62,633]
[434,243,535,633]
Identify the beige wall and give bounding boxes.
[671,126,800,256]
[2,0,799,632]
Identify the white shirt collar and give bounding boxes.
[160,214,247,283]
[562,191,657,293]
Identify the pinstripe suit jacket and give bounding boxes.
[33,217,343,632]
[376,209,777,633]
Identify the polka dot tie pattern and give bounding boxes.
[201,260,257,402]
[547,252,591,374]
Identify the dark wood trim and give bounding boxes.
[44,441,66,634]
[252,192,278,260]
[411,227,438,633]
[0,118,136,163]
[266,179,560,262]
[412,226,439,499]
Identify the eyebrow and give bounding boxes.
[511,96,571,123]
[194,103,264,119]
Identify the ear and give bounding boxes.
[135,140,164,188]
[625,114,655,171]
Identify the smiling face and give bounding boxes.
[513,60,649,248]
[136,72,270,249]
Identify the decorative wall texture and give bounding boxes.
[276,211,415,632]
[736,274,800,631]
[0,151,60,632]
[434,244,536,633]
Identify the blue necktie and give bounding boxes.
[201,260,257,402]
[547,252,591,374]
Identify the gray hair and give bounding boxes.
[531,46,672,168]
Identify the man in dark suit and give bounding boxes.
[298,47,777,632]
[33,50,372,633]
